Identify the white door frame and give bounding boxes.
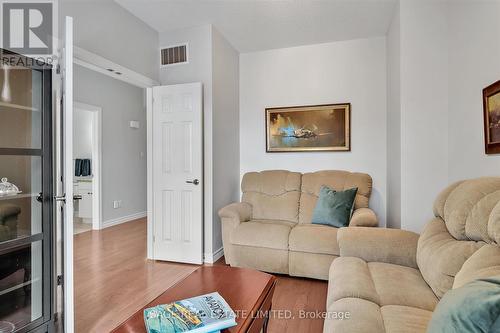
[74,102,103,230]
[62,15,74,333]
[146,88,154,259]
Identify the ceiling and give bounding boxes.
[115,0,398,53]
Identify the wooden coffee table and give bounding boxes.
[112,266,277,333]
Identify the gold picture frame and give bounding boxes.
[483,80,500,154]
[266,103,351,152]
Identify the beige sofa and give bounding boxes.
[324,177,500,332]
[219,170,378,280]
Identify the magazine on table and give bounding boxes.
[144,292,236,333]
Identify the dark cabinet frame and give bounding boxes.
[0,49,54,333]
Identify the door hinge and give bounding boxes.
[57,275,63,286]
[56,64,61,74]
[153,235,155,243]
[54,195,66,204]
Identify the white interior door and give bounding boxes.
[152,83,203,264]
[59,16,74,333]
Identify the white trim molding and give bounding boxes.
[146,88,154,260]
[102,211,147,229]
[204,247,224,264]
[74,46,159,88]
[74,102,103,231]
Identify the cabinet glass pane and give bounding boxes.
[0,240,43,331]
[0,67,42,149]
[0,156,42,242]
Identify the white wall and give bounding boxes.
[386,0,500,233]
[383,1,450,233]
[74,65,147,223]
[60,0,159,80]
[73,109,93,159]
[386,4,401,229]
[60,0,157,225]
[212,28,240,254]
[240,38,388,225]
[447,1,500,182]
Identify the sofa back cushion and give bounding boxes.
[299,170,372,224]
[417,218,483,298]
[417,177,500,298]
[241,170,301,223]
[434,178,500,242]
[453,245,500,289]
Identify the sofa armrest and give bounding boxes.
[350,208,378,227]
[218,202,252,222]
[337,227,420,269]
[218,202,252,265]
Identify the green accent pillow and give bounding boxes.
[427,277,500,333]
[311,186,358,228]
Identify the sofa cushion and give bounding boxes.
[328,257,438,311]
[299,170,372,224]
[324,298,385,333]
[381,305,433,333]
[417,218,483,298]
[289,224,339,255]
[368,262,438,311]
[241,170,301,223]
[230,220,292,250]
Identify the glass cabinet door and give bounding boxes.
[0,50,53,333]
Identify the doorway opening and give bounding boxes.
[73,102,102,233]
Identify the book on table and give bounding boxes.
[144,292,237,333]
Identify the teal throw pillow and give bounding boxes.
[311,185,358,228]
[427,277,500,333]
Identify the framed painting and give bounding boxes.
[483,80,500,154]
[266,103,350,152]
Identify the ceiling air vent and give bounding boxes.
[161,44,188,66]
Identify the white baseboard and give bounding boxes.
[102,211,147,229]
[204,247,224,264]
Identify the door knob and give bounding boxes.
[186,179,200,185]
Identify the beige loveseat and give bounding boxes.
[219,170,378,280]
[324,177,500,332]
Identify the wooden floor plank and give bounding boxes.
[74,218,197,333]
[214,260,327,333]
[75,219,327,333]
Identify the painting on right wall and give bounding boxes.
[483,80,500,154]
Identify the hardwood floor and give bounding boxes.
[74,218,197,333]
[214,258,327,333]
[74,218,327,333]
[267,275,327,333]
